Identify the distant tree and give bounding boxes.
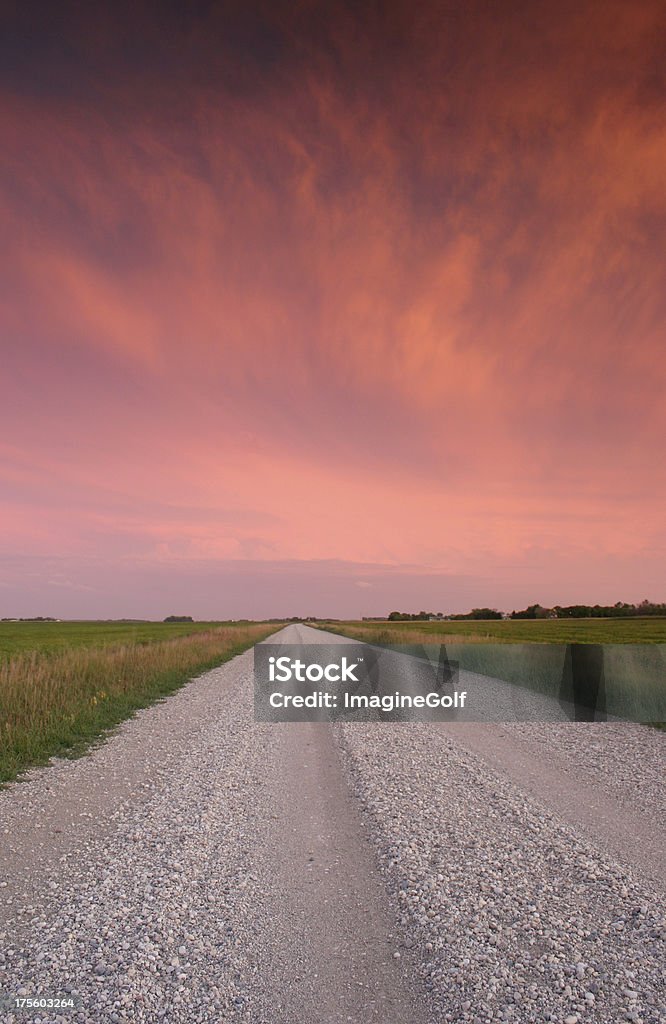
[469,608,503,620]
[553,601,666,618]
[510,604,550,619]
[163,615,194,623]
[450,608,502,620]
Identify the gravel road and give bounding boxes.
[0,624,664,1023]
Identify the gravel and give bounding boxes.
[0,656,274,1023]
[0,623,664,1024]
[500,721,666,821]
[335,718,666,1023]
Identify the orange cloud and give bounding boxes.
[1,0,664,614]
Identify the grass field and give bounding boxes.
[0,619,239,660]
[0,621,281,784]
[316,617,666,645]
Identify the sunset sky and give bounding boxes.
[1,0,665,619]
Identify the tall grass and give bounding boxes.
[0,619,232,660]
[0,624,279,784]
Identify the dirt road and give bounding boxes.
[0,625,663,1023]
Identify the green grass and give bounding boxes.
[0,622,282,784]
[316,616,666,645]
[0,619,229,660]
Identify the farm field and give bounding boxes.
[0,620,281,783]
[317,616,666,645]
[0,619,244,660]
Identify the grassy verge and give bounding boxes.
[0,623,281,784]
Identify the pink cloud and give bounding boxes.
[1,0,664,615]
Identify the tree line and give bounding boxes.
[386,600,666,621]
[514,600,666,619]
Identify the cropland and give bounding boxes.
[317,616,666,645]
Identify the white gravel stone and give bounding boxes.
[1,625,664,1024]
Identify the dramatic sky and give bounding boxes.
[1,0,665,619]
